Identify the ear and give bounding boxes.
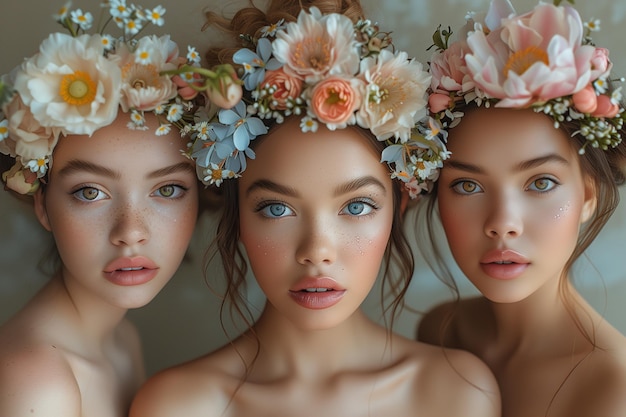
[33,188,52,232]
[580,176,597,224]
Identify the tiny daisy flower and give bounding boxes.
[26,158,49,176]
[585,18,601,32]
[130,110,145,125]
[154,103,165,114]
[167,103,184,122]
[300,116,318,132]
[147,5,166,26]
[100,34,115,51]
[156,123,172,136]
[70,9,94,31]
[109,0,131,18]
[187,46,201,64]
[261,18,285,37]
[594,77,608,94]
[0,119,8,141]
[135,47,153,65]
[53,1,72,22]
[124,17,142,36]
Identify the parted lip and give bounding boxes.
[104,256,158,273]
[289,276,345,292]
[480,249,530,265]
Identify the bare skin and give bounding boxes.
[0,113,199,417]
[417,108,626,417]
[130,119,500,417]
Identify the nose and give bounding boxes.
[483,194,523,239]
[295,218,336,266]
[109,203,150,247]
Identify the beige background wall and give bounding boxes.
[1,0,625,376]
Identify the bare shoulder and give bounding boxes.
[130,346,245,417]
[560,346,626,416]
[0,342,81,417]
[388,334,500,417]
[417,296,489,347]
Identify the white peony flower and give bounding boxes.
[13,33,122,136]
[114,34,180,112]
[356,50,431,141]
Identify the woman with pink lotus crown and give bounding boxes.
[416,0,626,416]
[0,1,240,416]
[130,1,500,416]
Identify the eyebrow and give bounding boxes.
[444,153,569,174]
[245,176,387,197]
[56,160,195,179]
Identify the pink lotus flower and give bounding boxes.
[262,68,303,110]
[464,2,597,107]
[309,76,362,130]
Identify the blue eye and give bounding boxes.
[260,203,293,218]
[451,180,482,195]
[528,177,557,192]
[341,200,375,216]
[73,187,107,202]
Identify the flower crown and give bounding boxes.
[188,6,449,198]
[427,0,624,154]
[0,0,241,195]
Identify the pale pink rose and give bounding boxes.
[272,7,360,83]
[464,2,597,107]
[2,95,61,162]
[592,94,620,118]
[173,72,202,100]
[429,93,452,113]
[205,68,243,109]
[429,40,469,94]
[572,84,598,114]
[2,162,39,195]
[262,68,303,110]
[310,76,362,129]
[590,47,611,79]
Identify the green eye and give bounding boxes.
[158,185,175,197]
[73,187,104,201]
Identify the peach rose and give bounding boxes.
[592,94,620,118]
[572,85,597,114]
[429,93,452,113]
[173,72,202,101]
[262,68,303,110]
[310,76,363,129]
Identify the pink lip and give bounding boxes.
[480,249,530,280]
[103,256,159,286]
[289,277,346,310]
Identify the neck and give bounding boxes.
[246,304,392,381]
[487,278,598,361]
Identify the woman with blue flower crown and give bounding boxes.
[129,1,500,416]
[415,0,626,416]
[0,1,241,416]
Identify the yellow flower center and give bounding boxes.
[294,37,331,71]
[211,169,223,181]
[37,158,46,167]
[60,71,97,106]
[503,46,549,77]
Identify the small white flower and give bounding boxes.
[167,103,184,122]
[300,116,318,132]
[0,119,8,141]
[156,124,172,136]
[70,9,94,30]
[147,5,166,26]
[109,0,131,18]
[584,18,601,32]
[53,2,72,21]
[187,46,201,64]
[26,157,49,176]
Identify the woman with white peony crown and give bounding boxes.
[0,2,241,416]
[129,1,500,416]
[415,0,626,416]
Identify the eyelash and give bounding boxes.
[340,198,379,217]
[253,198,380,219]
